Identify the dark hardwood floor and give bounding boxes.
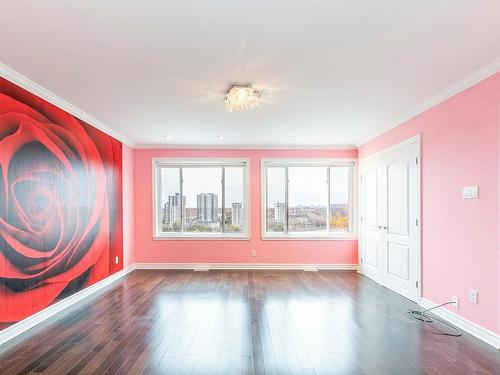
[0,270,498,374]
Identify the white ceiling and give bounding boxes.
[1,1,500,148]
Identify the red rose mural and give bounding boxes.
[0,77,123,326]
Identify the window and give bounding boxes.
[262,159,355,239]
[154,159,249,238]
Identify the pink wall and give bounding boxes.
[122,145,135,267]
[359,72,500,334]
[133,149,358,265]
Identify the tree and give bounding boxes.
[330,214,348,230]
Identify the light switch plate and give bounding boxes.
[463,186,479,199]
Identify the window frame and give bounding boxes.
[153,158,250,240]
[261,158,357,240]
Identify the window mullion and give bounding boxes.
[180,167,184,233]
[327,167,331,234]
[285,166,289,234]
[221,167,225,233]
[265,166,268,233]
[157,165,162,236]
[349,166,353,233]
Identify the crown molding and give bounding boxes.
[134,143,357,150]
[0,62,136,148]
[356,56,500,147]
[4,55,499,151]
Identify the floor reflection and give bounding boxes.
[0,270,498,374]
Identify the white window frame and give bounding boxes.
[261,158,357,240]
[153,158,250,240]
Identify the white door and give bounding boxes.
[360,158,383,283]
[359,139,420,302]
[381,143,420,302]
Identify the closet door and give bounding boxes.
[381,142,420,302]
[360,157,383,283]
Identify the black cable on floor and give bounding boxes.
[407,301,462,337]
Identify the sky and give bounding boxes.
[162,166,349,208]
[267,166,349,206]
[161,167,243,207]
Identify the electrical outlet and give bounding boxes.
[469,289,478,304]
[115,256,119,265]
[452,296,459,309]
[251,249,256,257]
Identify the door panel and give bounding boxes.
[364,237,379,267]
[364,169,378,229]
[387,160,409,236]
[360,159,382,283]
[382,143,419,302]
[386,242,410,280]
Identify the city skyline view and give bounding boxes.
[267,202,349,232]
[160,166,246,233]
[265,166,351,233]
[160,165,350,233]
[161,167,243,208]
[162,192,244,231]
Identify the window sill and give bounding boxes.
[154,233,250,241]
[262,233,356,241]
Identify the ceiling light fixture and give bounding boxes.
[225,85,260,112]
[217,135,224,140]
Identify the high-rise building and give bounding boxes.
[231,202,243,227]
[162,193,185,225]
[197,193,218,222]
[274,202,286,224]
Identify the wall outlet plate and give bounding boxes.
[251,249,256,257]
[115,256,119,264]
[469,289,478,304]
[462,186,479,199]
[452,296,459,309]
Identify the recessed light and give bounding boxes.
[340,136,347,141]
[164,135,172,140]
[217,135,224,140]
[287,135,295,140]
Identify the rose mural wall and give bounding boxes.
[0,77,123,328]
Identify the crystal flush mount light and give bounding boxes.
[225,85,260,112]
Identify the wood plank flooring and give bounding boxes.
[0,270,498,374]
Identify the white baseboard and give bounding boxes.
[134,263,358,271]
[0,265,136,347]
[419,298,499,350]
